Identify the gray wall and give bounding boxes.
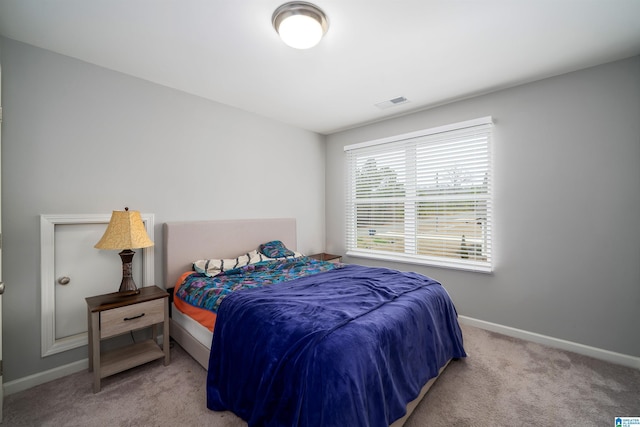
[0,38,326,382]
[326,56,640,358]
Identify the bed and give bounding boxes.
[163,218,466,427]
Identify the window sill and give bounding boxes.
[346,250,493,274]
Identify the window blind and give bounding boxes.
[345,117,493,272]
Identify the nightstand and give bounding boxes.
[308,253,342,263]
[86,286,170,393]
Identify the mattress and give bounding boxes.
[171,301,213,349]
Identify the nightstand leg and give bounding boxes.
[87,306,93,372]
[90,312,101,393]
[163,298,170,366]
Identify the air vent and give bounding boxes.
[375,96,410,110]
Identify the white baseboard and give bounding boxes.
[459,315,640,370]
[4,359,88,396]
[4,334,168,395]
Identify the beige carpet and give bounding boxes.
[3,323,639,426]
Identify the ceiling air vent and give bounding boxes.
[375,96,409,110]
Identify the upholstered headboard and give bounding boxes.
[162,218,297,289]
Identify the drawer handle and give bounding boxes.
[124,313,145,321]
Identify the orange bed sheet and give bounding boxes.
[173,271,217,332]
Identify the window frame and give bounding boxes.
[344,117,494,273]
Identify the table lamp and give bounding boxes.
[94,207,154,295]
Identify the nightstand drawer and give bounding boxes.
[100,299,164,339]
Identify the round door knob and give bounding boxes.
[57,276,71,285]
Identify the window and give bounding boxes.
[345,117,493,272]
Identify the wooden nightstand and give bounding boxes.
[86,286,170,393]
[308,253,342,263]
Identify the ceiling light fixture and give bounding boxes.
[272,2,329,49]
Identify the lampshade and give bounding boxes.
[95,208,154,250]
[272,2,328,49]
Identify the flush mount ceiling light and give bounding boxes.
[272,2,329,49]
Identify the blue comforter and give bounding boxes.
[207,264,466,427]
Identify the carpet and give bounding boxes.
[3,323,638,426]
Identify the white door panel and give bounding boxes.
[54,223,143,339]
[40,214,154,357]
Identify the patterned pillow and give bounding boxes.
[259,240,295,258]
[193,250,260,276]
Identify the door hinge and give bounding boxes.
[0,360,3,377]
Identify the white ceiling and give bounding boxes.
[1,0,639,135]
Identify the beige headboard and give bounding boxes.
[162,218,297,289]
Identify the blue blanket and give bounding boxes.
[207,264,466,427]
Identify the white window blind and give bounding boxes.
[345,117,493,272]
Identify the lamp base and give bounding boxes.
[118,249,141,295]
